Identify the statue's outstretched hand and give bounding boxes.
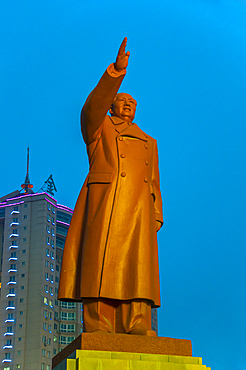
[114,37,130,72]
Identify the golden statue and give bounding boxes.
[58,38,163,336]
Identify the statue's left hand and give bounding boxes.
[114,37,130,72]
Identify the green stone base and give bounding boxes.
[53,349,211,370]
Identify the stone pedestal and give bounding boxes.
[52,334,211,370]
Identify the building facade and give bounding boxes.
[0,191,82,370]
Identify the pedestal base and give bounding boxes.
[52,334,211,370]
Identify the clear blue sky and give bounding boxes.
[1,1,246,369]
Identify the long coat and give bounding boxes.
[58,67,163,307]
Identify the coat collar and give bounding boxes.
[109,116,148,141]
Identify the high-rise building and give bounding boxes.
[0,189,83,370]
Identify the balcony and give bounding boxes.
[7,269,17,273]
[6,294,16,298]
[10,222,19,227]
[9,245,18,250]
[2,359,12,363]
[7,281,16,285]
[5,319,15,323]
[5,306,15,311]
[8,257,17,261]
[3,332,14,336]
[9,233,19,238]
[3,345,13,349]
[11,210,19,215]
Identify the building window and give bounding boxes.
[43,323,47,330]
[24,203,27,208]
[53,349,57,355]
[12,240,17,246]
[55,300,58,306]
[13,217,18,223]
[22,250,26,254]
[41,364,45,370]
[56,265,59,272]
[46,237,50,245]
[22,262,25,266]
[48,325,52,333]
[18,337,22,341]
[49,300,53,307]
[45,261,49,267]
[21,274,25,278]
[45,272,49,280]
[47,215,50,222]
[54,335,57,342]
[44,285,48,293]
[59,324,76,333]
[42,336,46,343]
[20,298,23,302]
[60,301,77,309]
[50,263,54,271]
[23,226,26,230]
[51,228,55,236]
[19,324,22,328]
[23,238,26,242]
[5,353,11,359]
[16,365,21,369]
[58,336,75,345]
[52,206,55,214]
[14,206,18,211]
[24,215,27,219]
[49,287,53,295]
[55,288,58,294]
[50,251,54,259]
[55,277,59,283]
[54,323,57,330]
[7,313,13,320]
[47,351,51,358]
[7,326,13,332]
[47,365,50,370]
[44,297,48,305]
[51,217,55,224]
[10,276,16,282]
[42,349,45,356]
[47,337,51,345]
[20,286,24,290]
[50,275,54,283]
[46,225,50,233]
[12,229,17,234]
[47,203,51,211]
[48,312,52,319]
[20,311,23,315]
[60,312,76,321]
[46,248,49,256]
[51,240,54,248]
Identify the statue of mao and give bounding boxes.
[58,38,163,336]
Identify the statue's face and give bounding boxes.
[111,93,137,123]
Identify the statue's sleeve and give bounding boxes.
[81,64,126,145]
[151,139,164,226]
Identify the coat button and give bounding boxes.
[121,172,126,177]
[144,143,148,149]
[120,154,126,158]
[145,160,149,165]
[144,178,148,183]
[119,137,123,141]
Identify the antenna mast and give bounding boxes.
[21,146,34,193]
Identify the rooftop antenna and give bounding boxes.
[21,146,34,193]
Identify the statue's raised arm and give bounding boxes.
[81,38,129,145]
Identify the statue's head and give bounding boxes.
[109,93,137,123]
